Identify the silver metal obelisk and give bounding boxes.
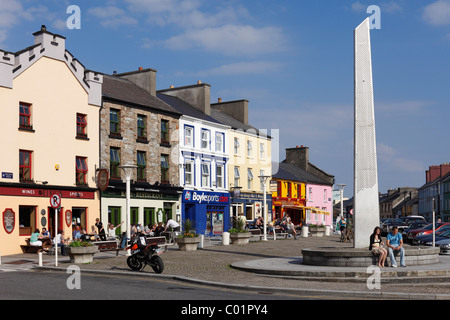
[353,18,380,248]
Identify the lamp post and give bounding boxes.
[119,164,137,256]
[336,184,346,219]
[259,175,272,241]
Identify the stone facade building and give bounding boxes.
[99,70,183,233]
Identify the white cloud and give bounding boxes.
[194,61,284,77]
[423,0,450,26]
[88,6,139,28]
[378,142,424,172]
[164,24,287,56]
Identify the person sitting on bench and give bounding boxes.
[386,226,406,268]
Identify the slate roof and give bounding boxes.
[209,109,269,138]
[102,75,181,116]
[156,93,222,125]
[272,161,333,186]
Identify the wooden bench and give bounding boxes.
[92,240,123,257]
[21,238,43,254]
[248,228,264,240]
[274,228,289,239]
[146,236,170,251]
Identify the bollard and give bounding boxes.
[38,252,43,266]
[325,226,331,236]
[222,232,230,246]
[198,235,204,249]
[302,226,309,238]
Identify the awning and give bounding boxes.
[304,207,331,216]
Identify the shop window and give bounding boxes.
[72,208,87,231]
[19,206,36,236]
[19,102,32,131]
[19,150,33,183]
[76,113,87,138]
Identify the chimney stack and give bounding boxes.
[285,146,309,171]
[158,81,211,115]
[210,99,249,125]
[115,67,157,96]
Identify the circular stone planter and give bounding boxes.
[302,246,440,267]
[66,245,98,264]
[176,237,201,251]
[230,232,251,245]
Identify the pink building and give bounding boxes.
[305,184,333,226]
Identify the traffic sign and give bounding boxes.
[50,193,61,209]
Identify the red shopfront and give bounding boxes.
[272,198,306,226]
[0,183,100,255]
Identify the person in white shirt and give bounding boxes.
[108,221,124,240]
[164,219,180,232]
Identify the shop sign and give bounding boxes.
[2,208,15,234]
[183,190,229,205]
[97,169,109,192]
[2,172,13,179]
[65,210,72,227]
[0,186,95,199]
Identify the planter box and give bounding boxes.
[309,227,326,237]
[230,232,251,245]
[176,237,201,251]
[66,245,98,264]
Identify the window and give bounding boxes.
[110,109,120,136]
[247,140,253,157]
[277,181,281,196]
[19,150,32,183]
[161,154,169,183]
[259,143,265,159]
[234,166,240,187]
[19,206,36,236]
[137,151,146,181]
[324,189,327,202]
[110,148,121,179]
[76,157,88,185]
[137,115,146,141]
[161,120,169,145]
[19,102,32,130]
[185,159,194,186]
[247,168,253,190]
[201,129,210,149]
[215,133,224,152]
[202,163,210,187]
[234,138,240,154]
[287,182,292,198]
[76,113,87,138]
[216,164,224,188]
[309,188,313,201]
[184,126,193,147]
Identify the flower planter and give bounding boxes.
[66,245,98,264]
[309,227,326,237]
[230,232,251,245]
[176,237,201,251]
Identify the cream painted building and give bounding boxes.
[0,26,102,255]
[210,100,272,222]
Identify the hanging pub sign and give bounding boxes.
[2,208,15,234]
[65,210,72,227]
[97,169,109,192]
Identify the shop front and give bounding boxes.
[182,190,230,236]
[231,190,273,224]
[101,181,182,235]
[272,198,307,226]
[0,183,99,256]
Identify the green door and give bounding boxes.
[108,206,121,235]
[144,208,155,227]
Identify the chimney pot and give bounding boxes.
[218,98,222,103]
[197,80,202,84]
[170,85,174,89]
[139,67,143,71]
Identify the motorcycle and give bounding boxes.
[126,233,164,274]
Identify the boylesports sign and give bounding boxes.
[183,190,229,204]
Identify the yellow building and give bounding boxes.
[0,26,102,255]
[271,177,306,225]
[210,99,272,222]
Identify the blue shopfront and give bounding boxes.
[182,190,230,236]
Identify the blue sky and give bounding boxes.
[1,0,449,197]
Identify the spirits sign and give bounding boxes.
[2,208,15,234]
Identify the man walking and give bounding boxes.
[386,226,405,267]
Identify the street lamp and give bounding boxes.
[119,164,137,256]
[259,175,272,241]
[336,184,346,219]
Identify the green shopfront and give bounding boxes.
[101,180,182,235]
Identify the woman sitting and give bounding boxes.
[369,226,387,267]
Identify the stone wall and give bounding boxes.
[100,100,179,185]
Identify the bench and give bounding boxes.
[21,238,43,254]
[274,228,289,239]
[146,236,171,251]
[92,240,123,257]
[248,229,264,240]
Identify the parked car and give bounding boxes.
[414,228,450,246]
[436,237,450,255]
[408,223,450,244]
[381,218,403,235]
[402,222,429,241]
[381,216,425,235]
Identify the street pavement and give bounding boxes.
[3,234,450,299]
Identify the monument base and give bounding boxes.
[302,247,440,267]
